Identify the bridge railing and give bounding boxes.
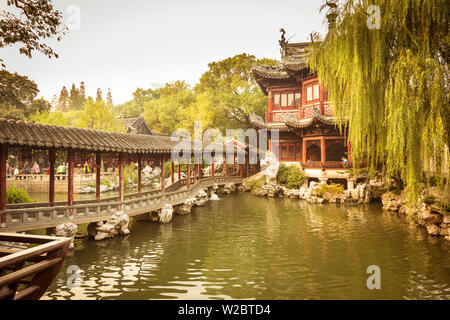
[2,176,242,230]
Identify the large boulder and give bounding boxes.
[158,204,173,223]
[174,198,196,215]
[195,189,208,206]
[47,222,78,248]
[90,211,130,241]
[260,151,279,184]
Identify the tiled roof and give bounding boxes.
[0,119,177,154]
[249,112,337,131]
[281,42,310,71]
[122,115,168,136]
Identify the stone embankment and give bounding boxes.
[243,179,385,204]
[382,190,450,241]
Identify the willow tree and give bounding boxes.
[309,0,449,200]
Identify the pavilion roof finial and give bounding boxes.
[279,28,287,49]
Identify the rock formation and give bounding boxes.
[88,211,130,241]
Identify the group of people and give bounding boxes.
[6,161,40,176]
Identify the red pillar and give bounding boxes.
[171,161,174,184]
[137,154,142,197]
[160,155,165,193]
[178,163,181,181]
[0,144,7,226]
[193,163,197,183]
[348,141,352,166]
[321,137,326,166]
[246,148,250,178]
[187,163,191,189]
[49,148,55,207]
[67,149,74,217]
[233,153,236,175]
[211,162,215,178]
[118,153,124,205]
[96,152,101,202]
[302,138,307,165]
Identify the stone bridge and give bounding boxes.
[1,176,242,233]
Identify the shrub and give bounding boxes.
[6,185,34,204]
[422,195,436,205]
[124,165,137,187]
[387,185,402,195]
[277,163,289,185]
[244,177,266,192]
[316,183,345,196]
[277,164,306,189]
[438,201,450,215]
[102,179,112,187]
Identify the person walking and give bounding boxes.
[83,161,90,174]
[90,158,95,174]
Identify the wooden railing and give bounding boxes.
[1,176,242,232]
[301,161,352,169]
[265,102,333,123]
[0,233,71,300]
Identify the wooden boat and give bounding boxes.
[0,233,71,300]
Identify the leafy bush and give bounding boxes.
[243,177,266,192]
[277,164,306,189]
[102,179,112,187]
[422,195,436,205]
[387,185,402,195]
[277,163,289,185]
[438,201,450,215]
[6,186,34,204]
[316,183,345,196]
[124,165,137,187]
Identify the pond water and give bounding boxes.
[43,193,450,300]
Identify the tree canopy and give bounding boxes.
[0,0,66,68]
[114,54,277,134]
[309,0,449,200]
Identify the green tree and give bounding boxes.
[143,81,196,134]
[195,53,277,129]
[309,0,449,200]
[96,88,103,103]
[28,110,68,126]
[79,81,86,101]
[68,83,84,110]
[106,88,113,108]
[0,70,39,119]
[75,99,124,132]
[27,98,51,118]
[0,0,66,68]
[57,86,69,112]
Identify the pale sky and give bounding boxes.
[2,0,327,104]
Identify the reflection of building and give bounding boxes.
[121,115,167,136]
[251,38,352,183]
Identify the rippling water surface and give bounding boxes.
[43,193,450,300]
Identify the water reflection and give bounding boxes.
[43,193,450,300]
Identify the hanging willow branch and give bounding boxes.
[309,0,449,201]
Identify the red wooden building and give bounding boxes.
[251,40,351,175]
